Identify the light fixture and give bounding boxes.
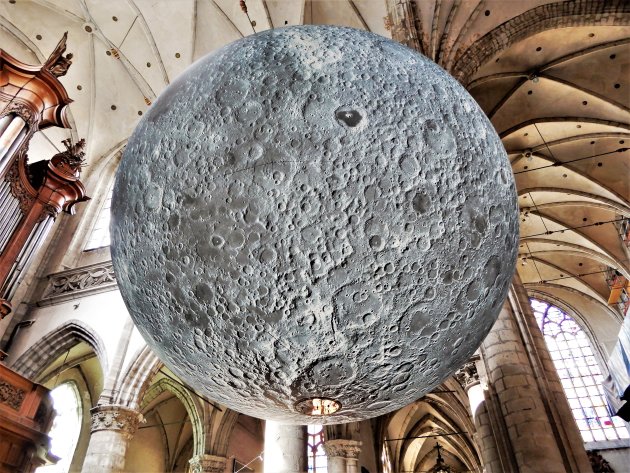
[294,398,341,416]
[430,442,453,473]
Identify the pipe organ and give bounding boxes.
[0,33,88,320]
[0,33,87,472]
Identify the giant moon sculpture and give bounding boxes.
[111,26,518,424]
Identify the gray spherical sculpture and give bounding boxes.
[111,25,518,424]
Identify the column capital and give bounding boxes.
[454,357,480,391]
[323,439,362,459]
[89,405,143,439]
[188,454,227,473]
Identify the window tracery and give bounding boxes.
[531,298,629,442]
[307,424,327,472]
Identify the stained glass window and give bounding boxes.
[84,181,114,250]
[307,424,327,472]
[531,298,629,442]
[36,383,82,473]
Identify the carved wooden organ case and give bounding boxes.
[0,33,88,319]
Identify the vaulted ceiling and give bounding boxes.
[1,0,628,352]
[467,20,630,351]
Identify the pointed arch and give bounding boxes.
[114,344,162,409]
[10,319,107,382]
[528,297,630,442]
[141,376,205,457]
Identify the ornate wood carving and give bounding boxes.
[0,33,73,136]
[0,379,25,410]
[587,450,615,473]
[42,32,73,78]
[0,139,89,317]
[0,98,38,129]
[0,363,57,472]
[0,37,87,319]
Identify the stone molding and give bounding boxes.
[0,379,25,410]
[188,454,227,473]
[38,261,117,306]
[323,439,362,459]
[454,357,480,391]
[90,405,142,439]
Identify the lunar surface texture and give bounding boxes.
[111,25,519,424]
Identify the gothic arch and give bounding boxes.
[140,376,205,457]
[385,383,481,473]
[452,0,630,83]
[10,319,108,381]
[526,292,613,376]
[211,408,240,456]
[114,344,162,409]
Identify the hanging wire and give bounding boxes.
[521,217,626,238]
[514,148,628,175]
[534,264,630,284]
[234,451,264,472]
[52,349,71,388]
[383,431,468,442]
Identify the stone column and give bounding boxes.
[454,356,483,419]
[80,405,142,473]
[479,287,572,473]
[189,454,227,473]
[455,356,507,473]
[323,439,362,473]
[510,273,592,472]
[264,421,307,473]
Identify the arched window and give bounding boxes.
[307,424,327,472]
[36,382,82,473]
[84,181,114,250]
[531,299,629,442]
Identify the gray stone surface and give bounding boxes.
[111,25,518,424]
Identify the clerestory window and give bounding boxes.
[84,180,114,250]
[531,298,629,442]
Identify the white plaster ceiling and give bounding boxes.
[1,1,628,349]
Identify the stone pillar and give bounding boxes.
[455,356,507,473]
[323,439,362,473]
[189,454,227,473]
[479,280,591,473]
[264,421,307,473]
[454,356,483,419]
[510,274,592,473]
[80,405,142,473]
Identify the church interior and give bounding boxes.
[0,1,629,472]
